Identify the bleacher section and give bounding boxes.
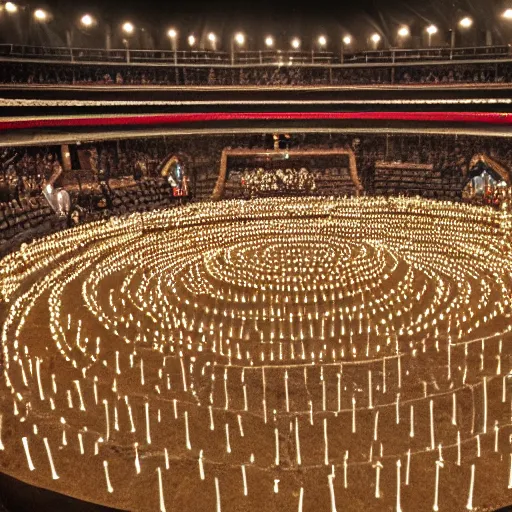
[373,162,465,201]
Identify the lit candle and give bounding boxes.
[157,467,166,512]
[466,464,475,510]
[103,460,114,493]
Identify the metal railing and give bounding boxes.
[0,43,510,66]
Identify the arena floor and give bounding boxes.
[1,196,512,512]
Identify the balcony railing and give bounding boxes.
[0,43,510,67]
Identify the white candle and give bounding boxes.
[241,464,248,496]
[43,437,59,479]
[22,437,35,471]
[383,357,387,394]
[337,373,341,412]
[207,405,214,431]
[103,400,110,441]
[309,400,314,426]
[36,357,45,401]
[405,448,411,486]
[295,416,302,465]
[262,368,267,424]
[134,442,141,474]
[396,459,402,512]
[173,399,178,419]
[343,451,348,488]
[452,393,457,425]
[157,467,166,512]
[457,430,461,466]
[324,418,329,465]
[396,393,400,425]
[199,450,205,480]
[503,376,507,403]
[298,487,304,512]
[103,460,114,493]
[185,411,191,450]
[285,371,290,412]
[275,427,280,465]
[508,454,512,489]
[74,380,86,411]
[409,405,414,438]
[224,370,229,410]
[78,432,84,455]
[466,464,475,510]
[368,370,373,409]
[93,377,98,405]
[212,476,222,512]
[374,461,383,498]
[243,384,248,411]
[430,399,435,450]
[483,376,488,434]
[494,422,499,452]
[328,474,337,512]
[180,358,187,391]
[226,423,231,454]
[476,435,481,458]
[352,396,356,433]
[0,415,4,450]
[238,414,244,437]
[433,460,444,512]
[322,380,327,411]
[145,402,151,444]
[141,358,145,386]
[374,411,379,441]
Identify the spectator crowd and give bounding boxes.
[1,61,511,86]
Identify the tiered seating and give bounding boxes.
[194,170,218,200]
[0,197,65,257]
[312,167,357,196]
[373,162,464,200]
[109,179,174,215]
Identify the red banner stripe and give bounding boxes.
[0,111,510,131]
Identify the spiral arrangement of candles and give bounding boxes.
[1,196,512,512]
